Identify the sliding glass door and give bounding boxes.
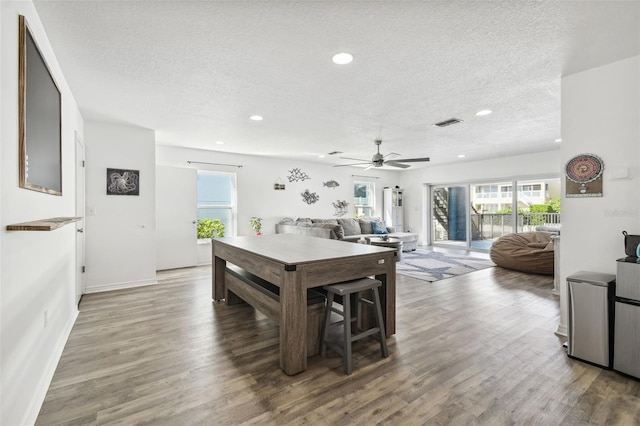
[430,177,560,251]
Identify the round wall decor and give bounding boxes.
[565,153,604,197]
[565,153,604,183]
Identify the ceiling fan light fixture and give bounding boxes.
[332,52,353,65]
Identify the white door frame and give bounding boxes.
[75,132,85,305]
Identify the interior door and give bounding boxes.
[156,166,198,270]
[75,134,85,305]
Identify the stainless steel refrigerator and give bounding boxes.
[614,258,640,379]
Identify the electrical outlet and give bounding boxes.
[44,309,48,328]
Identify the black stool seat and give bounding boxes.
[321,277,388,375]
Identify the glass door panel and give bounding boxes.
[516,178,561,233]
[469,181,513,250]
[432,185,467,248]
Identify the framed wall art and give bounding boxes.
[107,168,140,196]
[18,15,62,196]
[565,153,604,198]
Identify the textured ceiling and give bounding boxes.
[33,0,640,169]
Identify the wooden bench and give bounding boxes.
[224,264,326,357]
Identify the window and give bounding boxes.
[197,171,236,237]
[354,182,375,217]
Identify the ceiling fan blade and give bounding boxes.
[383,152,401,159]
[333,162,372,168]
[339,156,370,162]
[390,157,430,163]
[384,161,411,169]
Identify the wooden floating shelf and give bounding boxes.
[6,217,81,231]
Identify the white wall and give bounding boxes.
[398,150,562,245]
[156,145,403,237]
[84,121,157,292]
[558,56,640,334]
[1,2,83,425]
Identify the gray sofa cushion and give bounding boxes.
[337,218,361,236]
[311,218,338,225]
[311,223,344,239]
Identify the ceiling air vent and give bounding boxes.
[432,118,464,128]
[327,151,343,155]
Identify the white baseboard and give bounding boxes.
[23,308,79,426]
[555,324,567,337]
[84,278,157,294]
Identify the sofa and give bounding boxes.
[275,217,419,251]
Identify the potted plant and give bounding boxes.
[197,218,225,240]
[250,217,263,235]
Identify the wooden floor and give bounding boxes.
[37,262,640,425]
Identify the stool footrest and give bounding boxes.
[351,327,381,342]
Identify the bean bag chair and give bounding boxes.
[489,232,555,275]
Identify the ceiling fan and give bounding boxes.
[333,139,430,169]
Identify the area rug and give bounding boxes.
[396,250,495,282]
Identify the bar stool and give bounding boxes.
[321,277,388,374]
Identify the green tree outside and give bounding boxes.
[197,219,225,239]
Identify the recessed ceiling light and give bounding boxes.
[458,154,466,158]
[332,52,353,65]
[249,115,263,121]
[318,155,325,158]
[475,110,492,116]
[555,138,562,143]
[215,141,224,145]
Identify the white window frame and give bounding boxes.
[197,170,238,237]
[354,181,375,218]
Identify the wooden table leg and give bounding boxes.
[375,253,396,337]
[212,252,226,301]
[279,268,307,375]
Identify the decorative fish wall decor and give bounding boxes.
[323,180,340,189]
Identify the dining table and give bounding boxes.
[212,233,396,375]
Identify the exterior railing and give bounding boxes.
[471,212,560,240]
[433,212,561,242]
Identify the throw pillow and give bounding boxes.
[337,218,361,236]
[359,219,374,234]
[295,217,312,225]
[311,223,345,240]
[372,221,389,235]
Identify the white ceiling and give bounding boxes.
[33,0,640,169]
